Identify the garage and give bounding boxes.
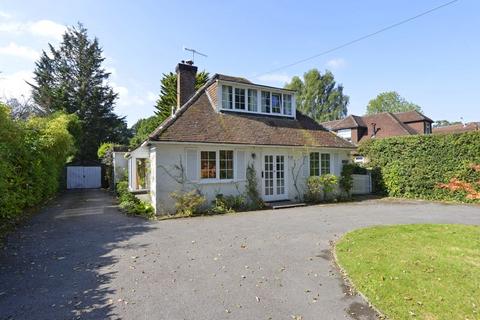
[66,165,102,189]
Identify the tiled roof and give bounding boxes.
[433,122,480,134]
[394,110,433,123]
[148,74,354,149]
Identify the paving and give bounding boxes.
[1,189,479,320]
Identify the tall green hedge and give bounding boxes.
[359,131,480,202]
[0,103,76,231]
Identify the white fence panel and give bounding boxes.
[352,174,372,195]
[67,166,101,189]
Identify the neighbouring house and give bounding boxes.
[433,122,480,134]
[321,111,434,145]
[126,61,355,214]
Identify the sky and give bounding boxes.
[0,0,478,126]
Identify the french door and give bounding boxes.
[263,154,287,201]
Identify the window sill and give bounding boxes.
[196,179,246,185]
[131,189,150,195]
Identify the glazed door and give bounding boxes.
[263,154,287,201]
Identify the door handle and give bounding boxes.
[261,171,264,178]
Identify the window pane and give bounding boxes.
[283,94,292,115]
[309,152,319,176]
[222,85,233,109]
[136,158,149,190]
[321,153,331,174]
[272,93,281,113]
[234,88,245,110]
[219,150,234,179]
[201,151,217,179]
[261,91,270,113]
[247,89,257,112]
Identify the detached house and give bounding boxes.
[321,111,434,145]
[127,61,355,214]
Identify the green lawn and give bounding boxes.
[335,224,480,320]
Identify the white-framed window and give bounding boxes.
[219,83,295,117]
[271,93,281,113]
[136,158,149,190]
[309,152,331,176]
[247,89,257,112]
[283,94,292,115]
[337,129,352,142]
[200,150,234,180]
[234,88,245,110]
[221,85,233,109]
[261,91,270,113]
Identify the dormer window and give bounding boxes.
[222,85,233,109]
[247,89,257,112]
[234,88,246,110]
[219,81,295,118]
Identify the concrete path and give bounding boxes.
[1,189,479,320]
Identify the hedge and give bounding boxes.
[359,131,480,203]
[0,103,76,233]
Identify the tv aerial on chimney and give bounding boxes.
[183,47,207,64]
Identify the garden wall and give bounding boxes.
[359,131,480,202]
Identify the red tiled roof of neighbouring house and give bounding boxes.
[433,122,480,134]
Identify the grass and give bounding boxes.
[335,224,480,320]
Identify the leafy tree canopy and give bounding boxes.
[129,70,209,147]
[154,71,209,120]
[285,69,348,122]
[29,23,130,160]
[365,91,422,115]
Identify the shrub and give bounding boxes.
[116,180,155,218]
[245,163,264,210]
[305,174,339,203]
[0,104,76,234]
[359,131,480,202]
[339,164,355,196]
[210,194,246,214]
[170,190,206,216]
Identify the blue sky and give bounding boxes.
[0,0,478,126]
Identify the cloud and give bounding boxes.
[256,73,291,85]
[0,70,34,99]
[147,91,157,103]
[0,11,12,19]
[0,42,40,61]
[0,19,66,40]
[326,58,347,69]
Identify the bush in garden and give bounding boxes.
[210,194,246,214]
[170,190,206,216]
[115,180,155,218]
[339,164,355,196]
[359,131,480,202]
[245,163,264,210]
[305,174,339,203]
[0,103,76,234]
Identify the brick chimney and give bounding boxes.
[176,60,197,109]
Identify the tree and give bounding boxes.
[285,69,348,122]
[2,96,46,120]
[365,91,422,115]
[129,115,164,147]
[433,120,462,128]
[128,70,209,147]
[154,71,209,121]
[29,23,129,160]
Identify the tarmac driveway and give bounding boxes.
[1,189,479,320]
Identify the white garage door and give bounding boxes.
[67,166,101,189]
